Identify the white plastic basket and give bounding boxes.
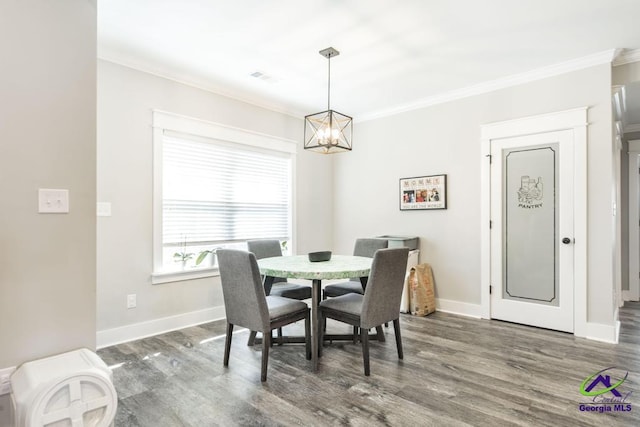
[11,348,117,427]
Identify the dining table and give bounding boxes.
[257,254,375,371]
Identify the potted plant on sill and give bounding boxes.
[195,247,221,268]
[173,251,195,269]
[173,236,195,269]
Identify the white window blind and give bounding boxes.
[162,132,291,254]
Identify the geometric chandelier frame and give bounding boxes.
[304,47,353,154]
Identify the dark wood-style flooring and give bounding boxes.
[98,303,640,426]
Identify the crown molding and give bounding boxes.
[100,48,626,126]
[97,54,306,120]
[357,49,618,123]
[613,48,640,66]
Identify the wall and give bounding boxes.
[613,62,640,297]
[96,60,333,342]
[613,62,640,85]
[333,64,616,326]
[0,0,97,367]
[621,131,640,296]
[0,0,96,424]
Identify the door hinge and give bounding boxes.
[486,154,492,164]
[489,220,492,229]
[489,285,492,295]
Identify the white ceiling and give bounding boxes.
[98,0,640,121]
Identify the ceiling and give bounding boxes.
[98,0,640,121]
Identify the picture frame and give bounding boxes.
[400,174,447,210]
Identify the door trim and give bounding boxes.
[480,108,588,337]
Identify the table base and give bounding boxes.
[251,330,385,346]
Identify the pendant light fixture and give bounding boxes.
[304,47,353,153]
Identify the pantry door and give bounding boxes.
[489,130,574,332]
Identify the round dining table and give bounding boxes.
[257,254,372,371]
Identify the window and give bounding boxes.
[152,111,296,283]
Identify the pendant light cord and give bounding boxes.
[327,53,331,111]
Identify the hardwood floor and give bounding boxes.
[98,303,640,426]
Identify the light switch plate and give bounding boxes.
[97,202,112,217]
[38,189,69,213]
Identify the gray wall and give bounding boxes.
[97,60,333,334]
[333,64,616,325]
[614,62,640,295]
[0,1,96,424]
[0,0,97,366]
[613,62,640,86]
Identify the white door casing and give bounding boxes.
[480,108,588,337]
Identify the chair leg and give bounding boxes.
[305,312,311,360]
[361,327,370,376]
[318,311,324,357]
[322,290,327,332]
[393,318,403,359]
[261,330,271,382]
[278,327,283,345]
[375,325,385,342]
[352,326,358,344]
[247,330,257,346]
[224,323,233,367]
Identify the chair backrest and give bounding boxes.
[353,238,389,258]
[247,239,287,283]
[350,238,389,281]
[360,247,410,328]
[247,239,283,259]
[247,239,286,284]
[217,249,270,332]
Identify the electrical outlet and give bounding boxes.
[127,294,137,309]
[0,367,15,396]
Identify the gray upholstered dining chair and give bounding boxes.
[247,239,312,299]
[318,247,409,376]
[247,239,313,346]
[322,238,388,299]
[217,249,311,382]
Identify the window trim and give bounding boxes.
[151,110,298,284]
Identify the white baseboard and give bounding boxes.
[97,306,226,349]
[95,301,620,348]
[0,366,16,396]
[435,298,483,318]
[434,298,622,344]
[584,320,620,344]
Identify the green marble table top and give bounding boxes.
[257,255,372,280]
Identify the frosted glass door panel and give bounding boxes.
[502,144,559,306]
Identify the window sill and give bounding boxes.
[151,267,220,285]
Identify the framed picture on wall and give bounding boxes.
[400,174,447,210]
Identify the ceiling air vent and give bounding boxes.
[249,70,277,84]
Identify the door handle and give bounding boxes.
[562,237,572,244]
